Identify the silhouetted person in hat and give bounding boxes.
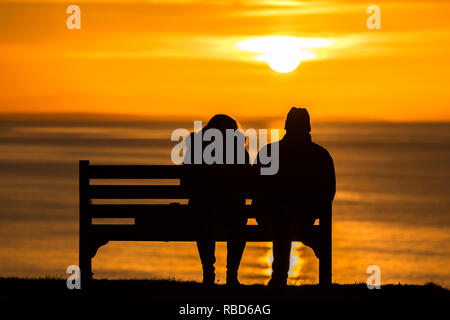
[182,114,250,286]
[254,107,335,287]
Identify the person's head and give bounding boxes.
[284,107,311,136]
[204,114,238,134]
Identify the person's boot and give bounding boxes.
[226,271,241,287]
[202,271,215,286]
[267,273,288,288]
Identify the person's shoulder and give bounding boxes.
[310,141,327,151]
[259,140,280,152]
[310,141,333,159]
[255,141,280,164]
[184,131,193,142]
[185,131,200,145]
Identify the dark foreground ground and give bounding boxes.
[1,278,448,300]
[1,278,448,317]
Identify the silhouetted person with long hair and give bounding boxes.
[182,114,250,286]
[254,107,335,287]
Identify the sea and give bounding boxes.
[0,117,449,287]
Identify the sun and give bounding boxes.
[264,51,307,73]
[236,36,332,73]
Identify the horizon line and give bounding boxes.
[1,112,449,123]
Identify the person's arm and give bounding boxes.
[310,148,335,204]
[324,150,336,202]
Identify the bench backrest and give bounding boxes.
[80,160,263,224]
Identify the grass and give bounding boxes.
[0,277,448,301]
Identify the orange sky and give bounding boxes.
[0,0,449,121]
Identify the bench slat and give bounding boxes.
[89,204,258,218]
[89,225,320,241]
[87,165,183,179]
[88,185,256,199]
[88,185,188,199]
[87,164,259,179]
[89,204,185,217]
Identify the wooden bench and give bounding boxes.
[79,160,332,288]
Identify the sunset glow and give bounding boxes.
[1,0,450,295]
[236,36,331,73]
[0,0,449,120]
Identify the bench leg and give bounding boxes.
[79,160,92,290]
[319,205,332,286]
[79,243,92,290]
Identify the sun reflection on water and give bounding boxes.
[260,242,305,281]
[289,242,305,280]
